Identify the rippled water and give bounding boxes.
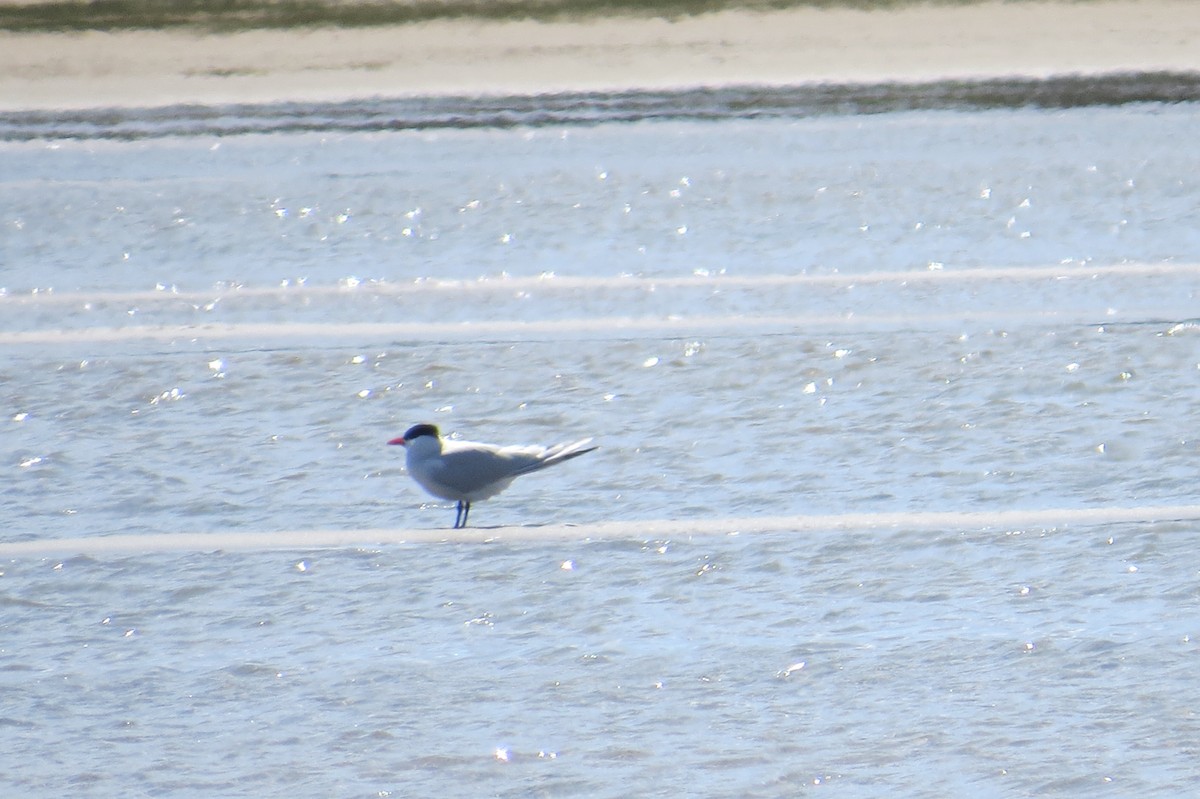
[3,103,1200,796]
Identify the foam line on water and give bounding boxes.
[4,504,1199,558]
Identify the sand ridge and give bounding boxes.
[2,1,1199,111]
[5,504,1200,557]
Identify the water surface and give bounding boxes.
[2,103,1199,796]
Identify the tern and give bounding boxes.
[388,423,598,528]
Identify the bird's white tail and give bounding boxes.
[519,438,597,474]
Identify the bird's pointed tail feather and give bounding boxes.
[515,438,598,475]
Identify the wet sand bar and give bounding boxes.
[1,1,1199,111]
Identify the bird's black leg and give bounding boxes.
[461,502,471,528]
[454,501,465,528]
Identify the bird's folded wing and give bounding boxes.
[432,445,542,493]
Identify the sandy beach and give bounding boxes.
[2,1,1199,111]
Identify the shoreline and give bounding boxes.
[2,1,1199,112]
[5,73,1200,141]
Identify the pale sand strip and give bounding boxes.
[2,262,1196,347]
[2,1,1199,111]
[0,313,1075,346]
[5,261,1200,307]
[3,504,1199,557]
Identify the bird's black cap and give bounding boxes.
[402,423,440,441]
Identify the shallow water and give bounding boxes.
[2,104,1200,796]
[4,528,1198,797]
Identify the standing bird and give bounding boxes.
[388,423,598,528]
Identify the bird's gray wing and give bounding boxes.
[431,445,543,494]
